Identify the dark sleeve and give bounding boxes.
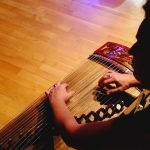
[113,108,150,134]
[136,18,150,45]
[110,109,150,148]
[129,17,150,56]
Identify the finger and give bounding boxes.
[45,91,49,97]
[98,80,105,88]
[46,87,54,94]
[67,91,75,99]
[98,77,113,88]
[100,71,113,81]
[56,82,61,86]
[54,82,61,88]
[107,70,115,73]
[45,90,51,98]
[53,84,56,88]
[45,88,51,95]
[62,83,69,88]
[107,86,123,95]
[103,78,115,85]
[98,76,108,86]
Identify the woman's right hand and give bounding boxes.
[98,70,140,95]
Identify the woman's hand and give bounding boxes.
[98,70,140,94]
[46,82,74,104]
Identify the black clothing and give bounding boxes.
[129,1,150,89]
[110,90,150,150]
[112,1,150,149]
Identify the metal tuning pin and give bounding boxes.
[93,86,106,102]
[19,132,23,138]
[96,108,106,121]
[0,142,4,150]
[74,116,81,124]
[26,131,32,139]
[18,131,26,143]
[105,104,115,118]
[7,138,13,148]
[85,111,96,123]
[115,101,124,113]
[75,114,86,124]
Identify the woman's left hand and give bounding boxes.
[46,82,74,104]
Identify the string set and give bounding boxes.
[0,54,135,149]
[74,56,127,122]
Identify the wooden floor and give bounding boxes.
[0,0,145,149]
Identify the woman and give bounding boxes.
[46,1,150,149]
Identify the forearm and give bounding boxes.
[50,99,116,142]
[50,100,78,133]
[50,100,83,148]
[50,99,115,131]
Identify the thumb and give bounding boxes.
[45,90,49,97]
[67,91,75,99]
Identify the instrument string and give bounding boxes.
[21,89,136,150]
[74,89,126,123]
[12,62,106,149]
[67,56,121,113]
[0,54,134,149]
[63,55,109,86]
[0,100,48,146]
[20,56,136,147]
[13,62,105,148]
[14,98,122,149]
[15,69,110,148]
[15,97,127,149]
[67,66,108,109]
[0,60,98,146]
[63,54,120,98]
[103,92,133,120]
[69,55,136,123]
[95,65,132,119]
[29,56,120,141]
[72,55,120,99]
[67,56,113,96]
[76,65,127,122]
[0,59,98,143]
[12,117,48,149]
[21,55,113,144]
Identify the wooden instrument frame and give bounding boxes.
[0,42,142,150]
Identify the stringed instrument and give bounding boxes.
[0,42,141,150]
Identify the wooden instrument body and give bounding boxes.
[0,42,141,149]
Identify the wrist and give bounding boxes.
[129,74,141,87]
[50,97,66,105]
